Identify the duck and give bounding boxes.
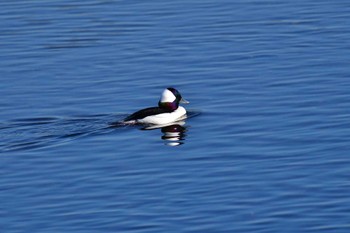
[124,87,189,125]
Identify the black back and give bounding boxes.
[124,107,173,121]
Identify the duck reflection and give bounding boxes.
[161,123,187,146]
[142,121,187,146]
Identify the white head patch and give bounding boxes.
[160,89,176,103]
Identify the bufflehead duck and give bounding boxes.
[124,87,189,125]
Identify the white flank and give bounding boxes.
[137,106,187,125]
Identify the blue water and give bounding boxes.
[1,0,350,232]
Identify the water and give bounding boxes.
[1,0,350,232]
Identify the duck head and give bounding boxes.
[158,87,189,111]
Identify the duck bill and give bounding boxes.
[180,98,189,104]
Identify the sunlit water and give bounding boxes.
[1,0,350,232]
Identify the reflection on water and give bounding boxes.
[161,123,186,146]
[142,121,187,146]
[120,111,201,146]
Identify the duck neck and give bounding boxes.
[158,101,179,111]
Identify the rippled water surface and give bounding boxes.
[1,0,350,232]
